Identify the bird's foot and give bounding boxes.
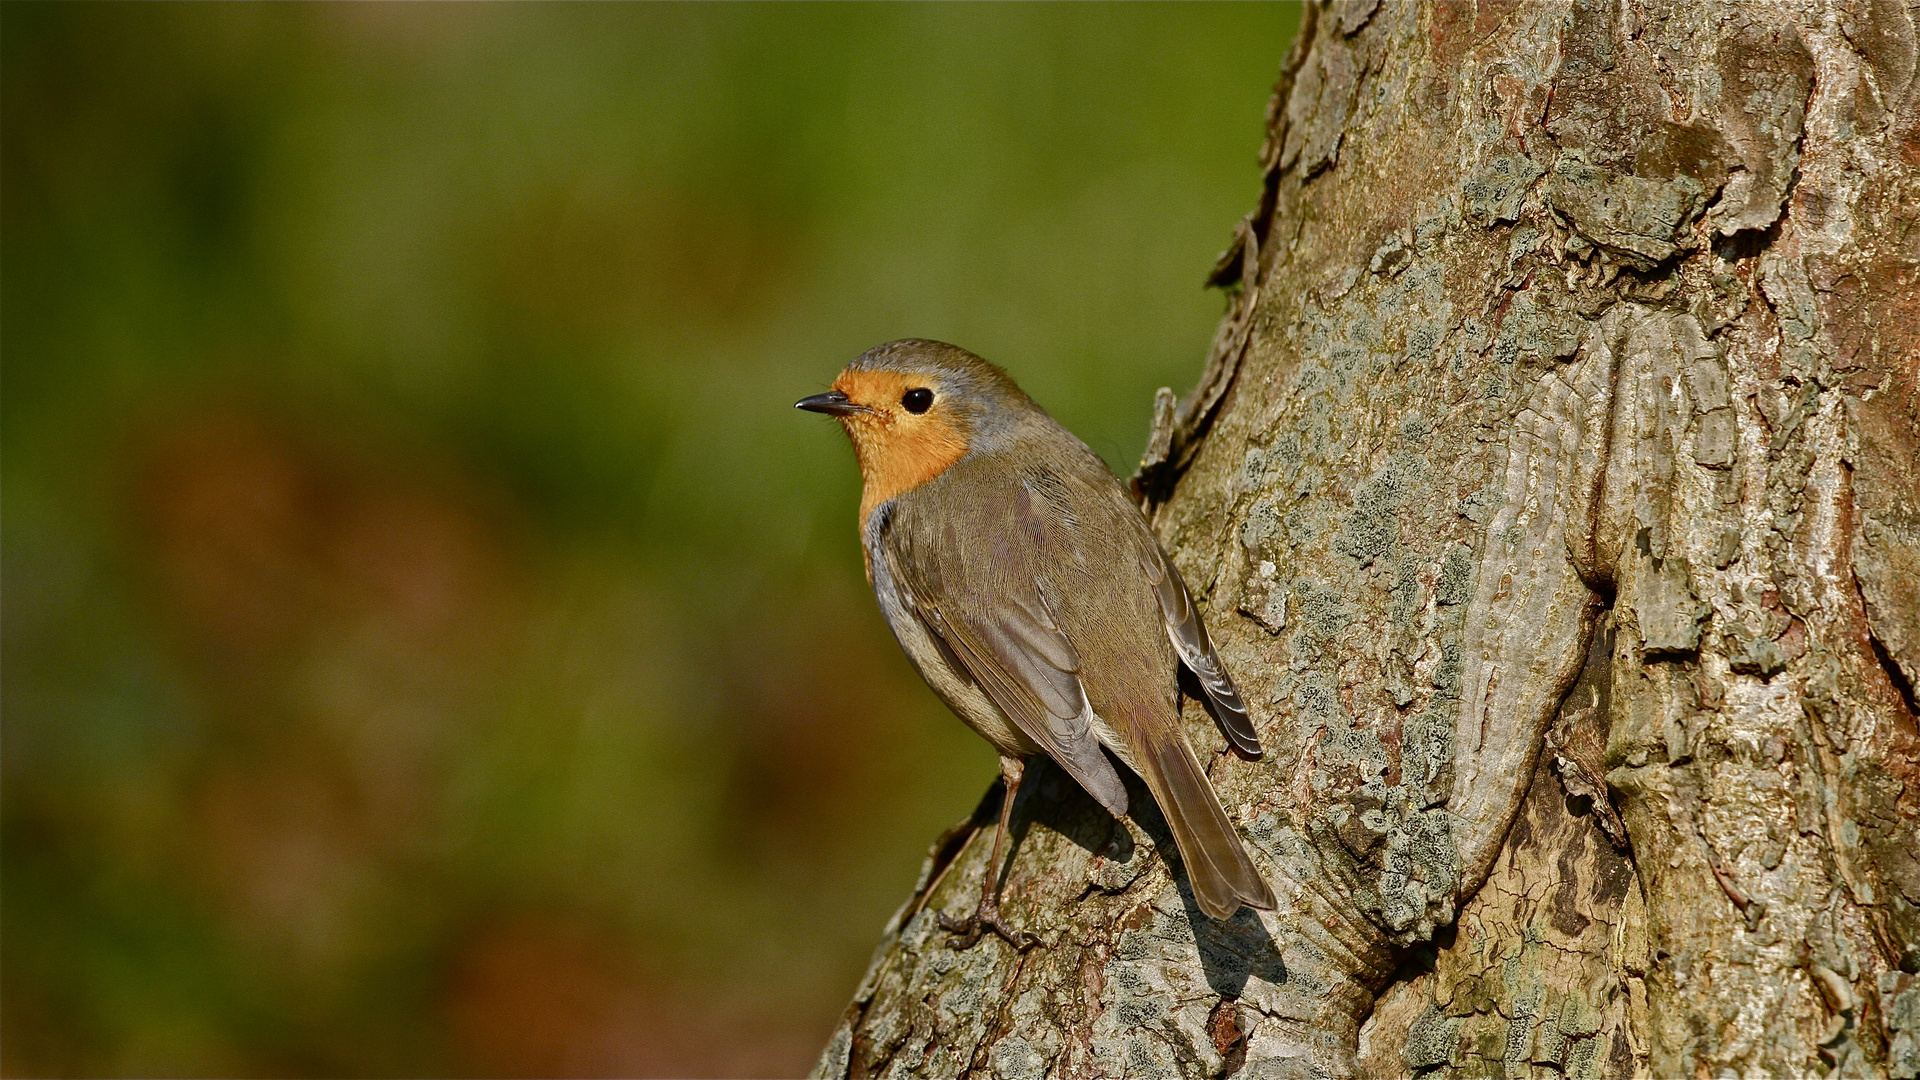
[937,898,1040,951]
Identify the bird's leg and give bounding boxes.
[939,756,1040,951]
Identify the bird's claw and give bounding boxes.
[938,901,1040,951]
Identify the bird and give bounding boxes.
[796,338,1276,948]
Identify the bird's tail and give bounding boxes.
[1134,729,1277,920]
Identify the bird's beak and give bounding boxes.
[794,390,866,416]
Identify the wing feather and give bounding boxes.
[881,521,1130,818]
[1138,541,1263,756]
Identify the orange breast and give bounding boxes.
[831,369,970,538]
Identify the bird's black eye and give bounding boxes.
[901,388,934,414]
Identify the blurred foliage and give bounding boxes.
[1,4,1298,1076]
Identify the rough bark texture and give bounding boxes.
[814,3,1920,1077]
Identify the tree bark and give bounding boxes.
[814,3,1920,1077]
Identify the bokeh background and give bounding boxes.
[2,4,1298,1076]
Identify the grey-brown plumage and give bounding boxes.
[799,339,1275,939]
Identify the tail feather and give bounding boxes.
[1135,729,1276,919]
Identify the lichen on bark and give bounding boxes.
[815,3,1920,1077]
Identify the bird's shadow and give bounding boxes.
[1118,776,1289,998]
[997,757,1287,998]
[1005,757,1121,865]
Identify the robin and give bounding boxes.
[797,339,1276,948]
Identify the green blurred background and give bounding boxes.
[1,4,1297,1076]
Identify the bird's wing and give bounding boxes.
[1133,531,1263,757]
[880,492,1130,818]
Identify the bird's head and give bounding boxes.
[796,339,1032,523]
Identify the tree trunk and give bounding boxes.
[813,3,1920,1077]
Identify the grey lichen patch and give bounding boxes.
[1399,551,1466,781]
[1405,1003,1464,1070]
[1463,154,1546,227]
[1499,971,1546,1073]
[1398,412,1434,442]
[1401,696,1455,798]
[1413,197,1457,254]
[1506,227,1546,285]
[928,953,995,1031]
[1241,499,1285,554]
[1290,261,1452,418]
[1334,453,1427,569]
[1456,486,1504,523]
[1377,809,1461,937]
[1288,461,1326,503]
[1239,446,1273,493]
[985,1034,1051,1079]
[1307,635,1463,940]
[1389,555,1423,626]
[1096,914,1227,1080]
[1436,543,1475,606]
[1293,668,1352,730]
[1320,789,1461,942]
[1284,505,1327,549]
[1406,324,1441,369]
[1292,578,1353,640]
[1120,1035,1183,1080]
[1431,642,1463,699]
[1548,152,1706,269]
[1239,563,1289,636]
[1492,305,1544,367]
